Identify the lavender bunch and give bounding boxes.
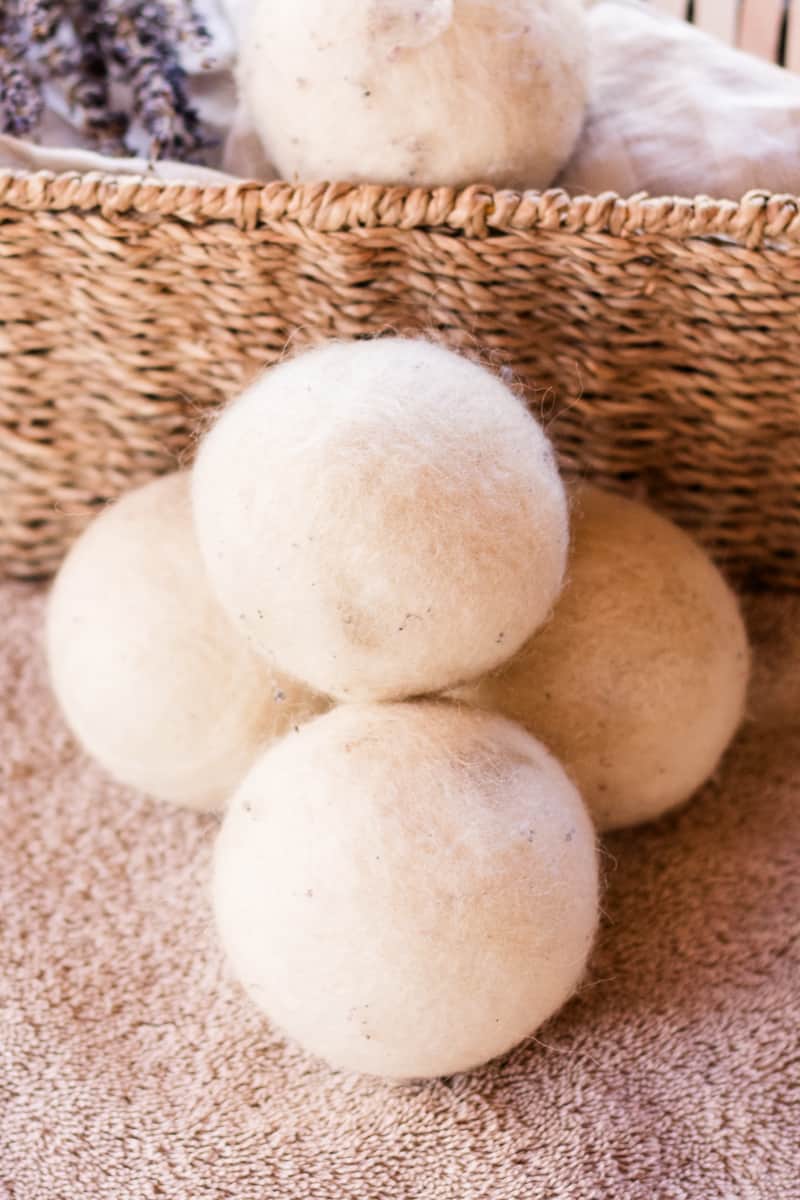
[0,1,44,136]
[0,0,213,159]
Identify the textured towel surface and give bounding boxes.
[1,582,798,1199]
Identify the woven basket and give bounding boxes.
[1,172,800,586]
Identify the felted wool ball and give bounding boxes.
[454,486,750,832]
[192,337,569,702]
[46,472,326,811]
[213,701,599,1079]
[237,0,589,189]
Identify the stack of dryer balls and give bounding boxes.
[47,471,328,811]
[46,337,750,1079]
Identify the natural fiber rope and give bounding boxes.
[2,172,800,240]
[1,171,799,585]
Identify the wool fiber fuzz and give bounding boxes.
[213,701,599,1079]
[454,486,750,831]
[46,472,326,811]
[192,338,569,702]
[237,0,588,189]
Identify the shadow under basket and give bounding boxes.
[1,172,799,587]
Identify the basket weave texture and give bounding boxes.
[1,171,799,586]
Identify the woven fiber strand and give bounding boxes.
[1,172,799,585]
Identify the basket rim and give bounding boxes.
[1,169,800,246]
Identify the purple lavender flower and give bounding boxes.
[0,0,213,158]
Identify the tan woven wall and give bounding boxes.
[1,173,799,586]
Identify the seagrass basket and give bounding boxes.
[1,172,800,587]
[3,4,800,585]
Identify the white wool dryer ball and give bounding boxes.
[46,472,326,811]
[237,0,589,189]
[213,701,599,1078]
[192,337,569,702]
[454,486,750,832]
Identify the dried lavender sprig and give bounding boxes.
[68,0,129,156]
[0,58,44,136]
[0,0,213,159]
[162,0,212,49]
[23,0,62,42]
[103,2,208,158]
[0,0,45,136]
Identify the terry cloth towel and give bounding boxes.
[1,581,798,1199]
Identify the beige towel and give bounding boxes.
[1,581,798,1199]
[560,0,800,200]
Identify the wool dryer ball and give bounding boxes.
[46,473,326,811]
[454,486,750,832]
[213,701,599,1079]
[192,338,569,702]
[237,0,589,189]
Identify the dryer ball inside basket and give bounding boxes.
[213,701,599,1079]
[237,0,589,189]
[46,472,327,811]
[192,337,569,702]
[453,486,750,832]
